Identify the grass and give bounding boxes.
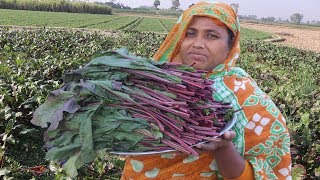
[134,18,167,33]
[240,27,272,40]
[113,8,182,18]
[0,8,272,39]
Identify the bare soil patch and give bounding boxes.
[241,22,320,53]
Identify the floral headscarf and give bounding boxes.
[154,1,241,74]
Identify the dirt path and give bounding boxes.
[241,22,320,53]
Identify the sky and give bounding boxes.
[89,0,320,22]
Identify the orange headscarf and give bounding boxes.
[154,1,241,75]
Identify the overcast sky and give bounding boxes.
[90,0,320,22]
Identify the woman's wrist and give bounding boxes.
[212,142,246,178]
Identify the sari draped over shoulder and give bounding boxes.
[121,1,292,179]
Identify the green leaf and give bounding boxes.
[87,49,163,73]
[31,89,80,131]
[79,110,97,165]
[315,166,320,177]
[292,164,306,180]
[5,118,16,134]
[177,64,196,72]
[151,129,163,139]
[88,80,133,102]
[46,143,82,161]
[0,168,10,176]
[48,131,78,147]
[46,129,60,139]
[63,154,79,178]
[118,122,146,132]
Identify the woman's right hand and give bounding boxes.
[195,130,236,153]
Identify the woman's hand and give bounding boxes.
[196,130,246,178]
[195,130,236,153]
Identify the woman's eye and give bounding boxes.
[208,33,218,39]
[186,31,196,37]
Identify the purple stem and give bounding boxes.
[181,135,204,141]
[181,75,205,82]
[194,130,220,136]
[163,131,198,156]
[157,113,195,132]
[182,79,206,89]
[168,86,195,96]
[132,94,190,119]
[193,114,216,121]
[167,69,204,78]
[189,125,219,131]
[124,69,173,84]
[161,139,191,154]
[134,84,186,105]
[109,104,165,131]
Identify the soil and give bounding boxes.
[241,22,320,53]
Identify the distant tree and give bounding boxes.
[103,0,131,9]
[171,0,180,10]
[310,20,316,24]
[247,15,257,20]
[277,17,282,22]
[238,14,257,21]
[230,3,239,13]
[260,16,276,22]
[153,0,160,9]
[290,13,304,24]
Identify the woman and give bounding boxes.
[121,1,292,179]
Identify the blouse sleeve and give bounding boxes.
[212,71,292,180]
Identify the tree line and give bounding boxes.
[0,0,112,14]
[239,13,320,25]
[153,0,180,10]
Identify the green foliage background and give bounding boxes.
[0,0,112,14]
[0,28,319,179]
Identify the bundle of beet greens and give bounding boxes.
[31,48,234,177]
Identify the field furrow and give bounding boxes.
[159,18,176,32]
[123,17,143,31]
[88,16,139,30]
[134,17,167,32]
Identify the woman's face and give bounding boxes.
[178,16,231,71]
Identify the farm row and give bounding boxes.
[0,9,176,32]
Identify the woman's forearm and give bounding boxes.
[213,141,245,179]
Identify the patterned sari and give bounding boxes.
[121,1,292,179]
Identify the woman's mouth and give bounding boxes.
[188,52,207,61]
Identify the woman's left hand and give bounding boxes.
[195,130,236,153]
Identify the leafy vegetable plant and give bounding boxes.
[31,48,233,177]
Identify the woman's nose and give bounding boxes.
[192,40,205,49]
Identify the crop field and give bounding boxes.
[0,8,319,180]
[0,9,177,32]
[134,18,168,32]
[0,8,272,37]
[159,18,176,32]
